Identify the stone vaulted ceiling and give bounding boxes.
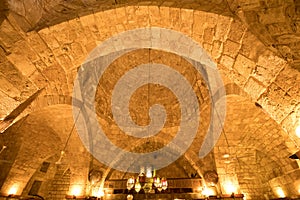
[0,0,299,200]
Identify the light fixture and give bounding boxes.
[56,109,81,165]
[223,154,230,158]
[55,150,65,165]
[127,167,168,193]
[0,131,7,155]
[202,186,216,197]
[275,187,285,198]
[296,125,300,138]
[8,184,18,196]
[70,185,82,197]
[223,181,237,194]
[126,51,168,194]
[0,145,7,154]
[97,189,104,198]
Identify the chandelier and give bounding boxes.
[126,167,168,193]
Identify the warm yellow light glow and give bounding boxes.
[70,185,82,196]
[146,167,152,178]
[223,181,237,194]
[8,184,18,195]
[97,189,104,197]
[275,187,286,198]
[202,187,215,196]
[296,180,300,195]
[223,154,230,158]
[134,182,141,193]
[195,186,203,193]
[296,125,300,138]
[127,177,135,190]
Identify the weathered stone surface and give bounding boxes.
[0,3,299,200]
[233,54,256,78]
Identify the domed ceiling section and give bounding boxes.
[214,95,299,199]
[4,0,300,71]
[94,48,211,153]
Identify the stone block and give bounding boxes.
[255,52,286,85]
[215,15,232,42]
[56,54,73,72]
[220,54,235,69]
[38,49,56,67]
[240,30,266,61]
[7,50,36,78]
[211,40,223,60]
[233,54,256,78]
[180,9,193,36]
[244,76,266,100]
[0,19,22,49]
[258,7,286,24]
[275,66,300,101]
[223,39,240,58]
[79,14,96,27]
[49,21,73,44]
[0,91,19,118]
[266,22,292,36]
[258,83,296,123]
[148,6,160,26]
[26,32,48,54]
[193,11,206,36]
[169,7,180,30]
[203,27,215,44]
[228,19,246,42]
[38,28,60,50]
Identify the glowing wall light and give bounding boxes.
[70,185,83,196]
[223,181,237,194]
[220,175,240,195]
[8,184,19,195]
[275,187,286,198]
[97,189,104,198]
[146,166,152,178]
[223,154,230,158]
[202,187,216,197]
[296,125,300,138]
[195,186,203,193]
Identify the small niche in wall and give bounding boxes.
[40,162,50,173]
[28,180,42,195]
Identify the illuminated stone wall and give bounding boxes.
[0,1,299,199]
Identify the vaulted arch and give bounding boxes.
[0,2,299,199]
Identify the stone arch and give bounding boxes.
[0,3,299,199]
[30,94,72,112]
[1,5,298,151]
[5,0,299,178]
[6,0,234,32]
[99,138,207,184]
[21,93,208,194]
[0,104,92,196]
[0,113,62,196]
[214,94,298,199]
